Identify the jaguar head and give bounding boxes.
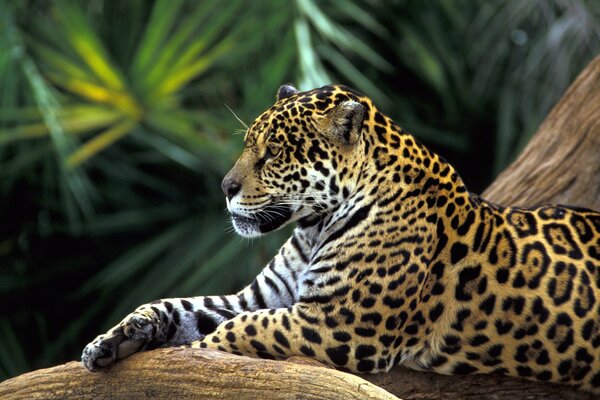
[222,84,369,237]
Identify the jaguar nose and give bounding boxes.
[221,176,241,199]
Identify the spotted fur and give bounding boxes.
[82,85,600,392]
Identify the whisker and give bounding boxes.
[225,103,249,130]
[256,210,275,223]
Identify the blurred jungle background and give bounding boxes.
[1,0,599,379]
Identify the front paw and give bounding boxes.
[82,308,160,372]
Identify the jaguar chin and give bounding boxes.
[230,205,292,237]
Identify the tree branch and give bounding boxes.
[0,348,398,400]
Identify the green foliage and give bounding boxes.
[1,0,598,379]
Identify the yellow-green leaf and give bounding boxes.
[66,119,136,167]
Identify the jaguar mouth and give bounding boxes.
[230,204,293,236]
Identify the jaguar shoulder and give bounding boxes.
[82,84,600,393]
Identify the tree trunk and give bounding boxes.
[2,56,599,400]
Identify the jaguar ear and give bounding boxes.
[323,100,366,146]
[277,84,299,101]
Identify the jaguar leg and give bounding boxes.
[193,303,391,373]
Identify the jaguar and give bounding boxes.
[82,84,600,392]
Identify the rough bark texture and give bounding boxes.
[1,56,599,400]
[0,348,398,400]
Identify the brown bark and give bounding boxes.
[0,348,398,400]
[1,57,599,400]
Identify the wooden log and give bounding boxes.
[0,348,399,400]
[1,57,599,400]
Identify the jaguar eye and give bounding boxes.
[265,143,281,159]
